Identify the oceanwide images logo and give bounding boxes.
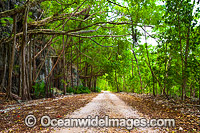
[25,115,175,130]
[25,115,37,127]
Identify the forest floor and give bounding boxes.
[0,91,199,132]
[0,93,98,132]
[116,92,200,132]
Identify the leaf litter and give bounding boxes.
[116,92,200,132]
[0,93,98,132]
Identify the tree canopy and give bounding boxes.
[0,0,200,102]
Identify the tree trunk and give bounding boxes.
[84,62,88,87]
[25,59,31,99]
[29,35,32,96]
[177,8,185,100]
[21,7,29,101]
[77,42,79,87]
[131,23,143,92]
[63,34,66,94]
[115,70,119,92]
[0,44,7,93]
[7,15,17,99]
[131,58,134,93]
[132,58,134,77]
[44,55,48,98]
[199,78,200,105]
[19,49,22,97]
[153,73,156,96]
[94,76,97,92]
[144,43,168,99]
[32,36,36,94]
[89,65,93,90]
[182,26,190,99]
[164,43,167,95]
[71,41,73,89]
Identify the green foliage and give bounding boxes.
[67,87,74,94]
[94,87,101,93]
[5,0,199,100]
[14,4,19,8]
[0,17,13,26]
[67,86,91,94]
[32,81,45,98]
[61,79,68,86]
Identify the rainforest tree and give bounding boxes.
[0,0,199,103]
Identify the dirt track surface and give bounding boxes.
[55,91,159,133]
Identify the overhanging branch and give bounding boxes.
[90,38,117,47]
[28,8,90,27]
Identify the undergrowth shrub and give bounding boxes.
[92,87,101,92]
[67,86,91,94]
[32,81,45,98]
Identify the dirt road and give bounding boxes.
[55,91,159,132]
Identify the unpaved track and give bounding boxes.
[55,91,159,133]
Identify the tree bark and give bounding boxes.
[71,40,73,89]
[164,43,167,95]
[21,7,29,101]
[115,70,119,92]
[84,62,88,87]
[32,36,36,94]
[94,76,97,92]
[77,40,79,87]
[153,73,156,96]
[6,15,17,99]
[29,36,33,96]
[177,5,185,100]
[0,44,7,93]
[182,26,190,99]
[199,78,200,105]
[44,53,48,98]
[63,34,66,94]
[89,65,93,90]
